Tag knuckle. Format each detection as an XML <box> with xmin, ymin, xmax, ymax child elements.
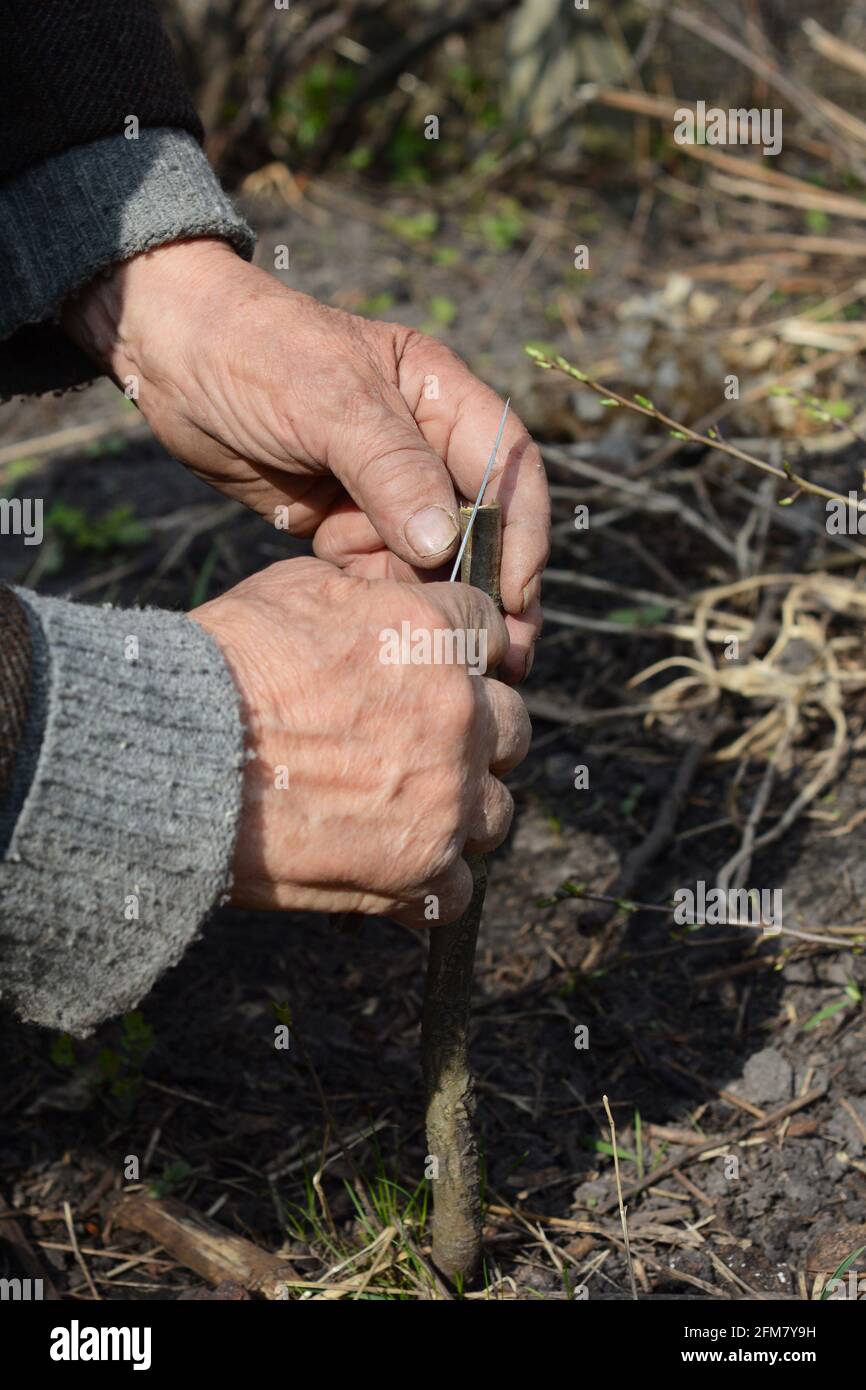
<box><xmin>407</xmin><ymin>590</ymin><xmax>444</xmax><ymax>628</ymax></box>
<box><xmin>436</xmin><ymin>875</ymin><xmax>474</xmax><ymax>924</ymax></box>
<box><xmin>417</xmin><ymin>772</ymin><xmax>467</xmax><ymax>879</ymax></box>
<box><xmin>401</xmin><ymin>328</ymin><xmax>462</xmax><ymax>368</ymax></box>
<box><xmin>441</xmin><ymin>672</ymin><xmax>477</xmax><ymax>737</ymax></box>
<box><xmin>415</xmin><ymin>832</ymin><xmax>459</xmax><ymax>885</ymax></box>
<box><xmin>349</xmin><ymin>421</ymin><xmax>406</xmax><ymax>486</ymax></box>
<box><xmin>505</xmin><ymin>688</ymin><xmax>532</xmax><ymax>745</ymax></box>
<box><xmin>490</xmin><ymin>785</ymin><xmax>515</xmax><ymax>844</ymax></box>
<box><xmin>471</xmin><ymin>782</ymin><xmax>513</xmax><ymax>850</ymax></box>
<box><xmin>487</xmin><ymin>686</ymin><xmax>530</xmax><ymax>762</ymax></box>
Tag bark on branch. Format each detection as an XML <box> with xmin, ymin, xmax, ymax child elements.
<box><xmin>421</xmin><ymin>503</ymin><xmax>501</xmax><ymax>1284</ymax></box>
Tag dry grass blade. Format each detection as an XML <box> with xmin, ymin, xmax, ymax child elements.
<box><xmin>802</xmin><ymin>18</ymin><xmax>866</xmax><ymax>80</ymax></box>
<box><xmin>602</xmin><ymin>1095</ymin><xmax>638</xmax><ymax>1301</ymax></box>
<box><xmin>644</xmin><ymin>1</ymin><xmax>866</xmax><ymax>161</ymax></box>
<box><xmin>63</xmin><ymin>1200</ymin><xmax>100</xmax><ymax>1301</ymax></box>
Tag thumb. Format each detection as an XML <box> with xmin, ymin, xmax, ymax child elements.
<box><xmin>328</xmin><ymin>395</ymin><xmax>460</xmax><ymax>567</ymax></box>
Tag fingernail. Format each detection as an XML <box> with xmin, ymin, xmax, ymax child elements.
<box><xmin>522</xmin><ymin>572</ymin><xmax>542</xmax><ymax>613</ymax></box>
<box><xmin>523</xmin><ymin>645</ymin><xmax>535</xmax><ymax>679</ymax></box>
<box><xmin>405</xmin><ymin>505</ymin><xmax>458</xmax><ymax>558</ymax></box>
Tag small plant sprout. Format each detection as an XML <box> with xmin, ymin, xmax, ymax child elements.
<box><xmin>525</xmin><ymin>346</ymin><xmax>866</xmax><ymax>516</ymax></box>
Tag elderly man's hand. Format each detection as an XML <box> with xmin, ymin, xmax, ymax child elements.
<box><xmin>191</xmin><ymin>557</ymin><xmax>531</xmax><ymax>920</ymax></box>
<box><xmin>62</xmin><ymin>237</ymin><xmax>548</xmax><ymax>683</ymax></box>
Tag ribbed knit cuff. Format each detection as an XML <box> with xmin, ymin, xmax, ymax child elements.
<box><xmin>0</xmin><ymin>127</ymin><xmax>256</xmax><ymax>398</ymax></box>
<box><xmin>0</xmin><ymin>589</ymin><xmax>245</xmax><ymax>1036</ymax></box>
<box><xmin>0</xmin><ymin>127</ymin><xmax>255</xmax><ymax>339</ymax></box>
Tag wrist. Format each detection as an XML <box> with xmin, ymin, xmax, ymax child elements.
<box><xmin>60</xmin><ymin>236</ymin><xmax>241</xmax><ymax>386</ymax></box>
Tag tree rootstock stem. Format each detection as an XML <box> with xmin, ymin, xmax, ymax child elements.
<box><xmin>421</xmin><ymin>504</ymin><xmax>502</xmax><ymax>1286</ymax></box>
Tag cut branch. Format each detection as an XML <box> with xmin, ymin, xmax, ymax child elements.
<box><xmin>526</xmin><ymin>347</ymin><xmax>866</xmax><ymax>516</ymax></box>
<box><xmin>111</xmin><ymin>1192</ymin><xmax>297</xmax><ymax>1300</ymax></box>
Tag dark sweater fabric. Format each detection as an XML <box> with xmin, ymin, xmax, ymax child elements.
<box><xmin>0</xmin><ymin>1</ymin><xmax>237</xmax><ymax>398</ymax></box>
<box><xmin>0</xmin><ymin>588</ymin><xmax>36</xmax><ymax>857</ymax></box>
<box><xmin>0</xmin><ymin>1</ymin><xmax>203</xmax><ymax>182</ymax></box>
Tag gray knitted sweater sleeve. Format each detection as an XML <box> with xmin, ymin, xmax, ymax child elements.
<box><xmin>0</xmin><ymin>127</ymin><xmax>255</xmax><ymax>399</ymax></box>
<box><xmin>0</xmin><ymin>126</ymin><xmax>255</xmax><ymax>1029</ymax></box>
<box><xmin>0</xmin><ymin>588</ymin><xmax>245</xmax><ymax>1037</ymax></box>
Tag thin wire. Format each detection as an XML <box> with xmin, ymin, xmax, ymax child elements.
<box><xmin>449</xmin><ymin>398</ymin><xmax>510</xmax><ymax>582</ymax></box>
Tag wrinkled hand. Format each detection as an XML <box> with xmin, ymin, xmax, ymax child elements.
<box><xmin>63</xmin><ymin>237</ymin><xmax>548</xmax><ymax>682</ymax></box>
<box><xmin>191</xmin><ymin>558</ymin><xmax>531</xmax><ymax>921</ymax></box>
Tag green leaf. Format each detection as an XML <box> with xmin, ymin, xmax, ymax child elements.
<box><xmin>555</xmin><ymin>355</ymin><xmax>588</xmax><ymax>381</ymax></box>
<box><xmin>524</xmin><ymin>341</ymin><xmax>557</xmax><ymax>361</ymax></box>
<box><xmin>633</xmin><ymin>394</ymin><xmax>654</xmax><ymax>410</ymax></box>
<box><xmin>50</xmin><ymin>1033</ymin><xmax>76</xmax><ymax>1069</ymax></box>
<box><xmin>358</xmin><ymin>292</ymin><xmax>394</xmax><ymax>317</ymax></box>
<box><xmin>1</xmin><ymin>457</ymin><xmax>42</xmax><ymax>496</ymax></box>
<box><xmin>606</xmin><ymin>604</ymin><xmax>670</xmax><ymax>627</ymax></box>
<box><xmin>149</xmin><ymin>1160</ymin><xmax>193</xmax><ymax>1199</ymax></box>
<box><xmin>821</xmin><ymin>1244</ymin><xmax>866</xmax><ymax>1299</ymax></box>
<box><xmin>44</xmin><ymin>502</ymin><xmax>149</xmax><ymax>553</ymax></box>
<box><xmin>561</xmin><ymin>880</ymin><xmax>586</xmax><ymax>897</ymax></box>
<box><xmin>621</xmin><ymin>783</ymin><xmax>644</xmax><ymax>815</ymax></box>
<box><xmin>347</xmin><ymin>146</ymin><xmax>372</xmax><ymax>171</ymax></box>
<box><xmin>189</xmin><ymin>543</ymin><xmax>219</xmax><ymax>609</ymax></box>
<box><xmin>805</xmin><ymin>209</ymin><xmax>831</xmax><ymax>235</ymax></box>
<box><xmin>585</xmin><ymin>1138</ymin><xmax>637</xmax><ymax>1163</ymax></box>
<box><xmin>85</xmin><ymin>432</ymin><xmax>127</xmax><ymax>458</ymax></box>
<box><xmin>821</xmin><ymin>398</ymin><xmax>853</xmax><ymax>420</ymax></box>
<box><xmin>97</xmin><ymin>1048</ymin><xmax>122</xmax><ymax>1080</ymax></box>
<box><xmin>121</xmin><ymin>1010</ymin><xmax>154</xmax><ymax>1064</ymax></box>
<box><xmin>428</xmin><ymin>295</ymin><xmax>457</xmax><ymax>327</ymax></box>
<box><xmin>802</xmin><ymin>997</ymin><xmax>850</xmax><ymax>1032</ymax></box>
<box><xmin>476</xmin><ymin>200</ymin><xmax>525</xmax><ymax>251</ymax></box>
<box><xmin>386</xmin><ymin>210</ymin><xmax>438</xmax><ymax>243</ymax></box>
